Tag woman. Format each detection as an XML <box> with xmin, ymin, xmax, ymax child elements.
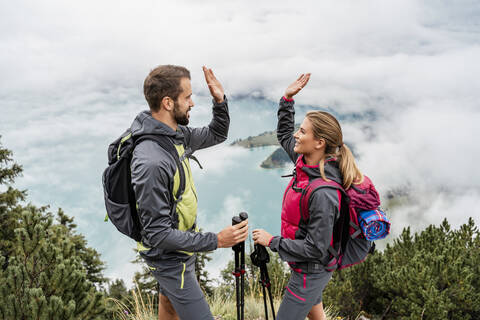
<box><xmin>252</xmin><ymin>73</ymin><xmax>364</xmax><ymax>320</ymax></box>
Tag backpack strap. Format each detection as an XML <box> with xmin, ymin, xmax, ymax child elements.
<box><xmin>350</xmin><ymin>221</ymin><xmax>362</xmax><ymax>239</ymax></box>
<box><xmin>299</xmin><ymin>178</ymin><xmax>351</xmax><ymax>270</ymax></box>
<box><xmin>180</xmin><ymin>146</ymin><xmax>203</xmax><ymax>169</ymax></box>
<box><xmin>299</xmin><ymin>178</ymin><xmax>344</xmax><ymax>221</ymax></box>
<box><xmin>134</xmin><ymin>134</ymin><xmax>187</xmax><ymax>229</ymax></box>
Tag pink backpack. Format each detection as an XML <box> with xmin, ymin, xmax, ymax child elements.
<box><xmin>300</xmin><ymin>175</ymin><xmax>388</xmax><ymax>271</ymax></box>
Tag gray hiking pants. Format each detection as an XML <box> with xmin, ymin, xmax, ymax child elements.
<box><xmin>276</xmin><ymin>268</ymin><xmax>333</xmax><ymax>320</ymax></box>
<box><xmin>149</xmin><ymin>255</ymin><xmax>213</xmax><ymax>320</ymax></box>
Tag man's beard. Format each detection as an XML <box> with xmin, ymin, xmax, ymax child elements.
<box><xmin>173</xmin><ymin>101</ymin><xmax>189</xmax><ymax>126</ymax></box>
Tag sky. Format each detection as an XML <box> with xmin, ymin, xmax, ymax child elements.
<box><xmin>1</xmin><ymin>0</ymin><xmax>480</xmax><ymax>286</ymax></box>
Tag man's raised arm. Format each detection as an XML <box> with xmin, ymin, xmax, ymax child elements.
<box><xmin>181</xmin><ymin>67</ymin><xmax>230</xmax><ymax>152</ymax></box>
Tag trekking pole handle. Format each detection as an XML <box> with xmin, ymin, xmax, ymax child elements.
<box><xmin>232</xmin><ymin>212</ymin><xmax>247</xmax><ymax>225</ymax></box>
<box><xmin>232</xmin><ymin>216</ymin><xmax>242</xmax><ymax>225</ymax></box>
<box><xmin>239</xmin><ymin>212</ymin><xmax>248</xmax><ymax>221</ymax></box>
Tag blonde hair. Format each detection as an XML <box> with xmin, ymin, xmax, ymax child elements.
<box><xmin>305</xmin><ymin>111</ymin><xmax>363</xmax><ymax>189</ymax></box>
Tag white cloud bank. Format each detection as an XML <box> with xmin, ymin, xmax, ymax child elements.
<box><xmin>1</xmin><ymin>0</ymin><xmax>480</xmax><ymax>285</ymax></box>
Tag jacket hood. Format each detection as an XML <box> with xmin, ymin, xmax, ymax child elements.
<box><xmin>299</xmin><ymin>156</ymin><xmax>343</xmax><ymax>186</ymax></box>
<box><xmin>130</xmin><ymin>110</ymin><xmax>185</xmax><ymax>142</ymax></box>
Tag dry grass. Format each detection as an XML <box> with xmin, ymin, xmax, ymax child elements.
<box><xmin>208</xmin><ymin>290</ymin><xmax>339</xmax><ymax>320</ymax></box>
<box><xmin>108</xmin><ymin>282</ymin><xmax>156</xmax><ymax>320</ymax></box>
<box><xmin>208</xmin><ymin>294</ymin><xmax>281</xmax><ymax>320</ymax></box>
<box><xmin>110</xmin><ymin>283</ymin><xmax>341</xmax><ymax>320</ymax></box>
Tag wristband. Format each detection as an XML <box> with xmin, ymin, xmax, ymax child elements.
<box><xmin>282</xmin><ymin>96</ymin><xmax>294</xmax><ymax>102</ymax></box>
<box><xmin>268</xmin><ymin>236</ymin><xmax>274</xmax><ymax>247</ymax></box>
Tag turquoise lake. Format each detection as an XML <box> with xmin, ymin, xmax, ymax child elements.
<box><xmin>1</xmin><ymin>94</ymin><xmax>387</xmax><ymax>285</ymax></box>
<box><xmin>1</xmin><ymin>95</ymin><xmax>304</xmax><ymax>285</ymax></box>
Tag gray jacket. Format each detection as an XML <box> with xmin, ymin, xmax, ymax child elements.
<box><xmin>269</xmin><ymin>97</ymin><xmax>342</xmax><ymax>270</ymax></box>
<box><xmin>130</xmin><ymin>98</ymin><xmax>229</xmax><ymax>264</ymax></box>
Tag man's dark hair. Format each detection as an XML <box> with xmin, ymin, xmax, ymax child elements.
<box><xmin>143</xmin><ymin>65</ymin><xmax>191</xmax><ymax>112</ymax></box>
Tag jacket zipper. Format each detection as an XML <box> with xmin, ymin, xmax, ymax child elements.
<box><xmin>282</xmin><ymin>184</ymin><xmax>293</xmax><ymax>208</ymax></box>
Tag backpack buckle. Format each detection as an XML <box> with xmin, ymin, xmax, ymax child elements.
<box><xmin>292</xmin><ymin>186</ymin><xmax>303</xmax><ymax>192</ymax></box>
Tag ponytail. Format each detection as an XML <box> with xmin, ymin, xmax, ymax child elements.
<box><xmin>305</xmin><ymin>111</ymin><xmax>363</xmax><ymax>190</ymax></box>
<box><xmin>337</xmin><ymin>143</ymin><xmax>363</xmax><ymax>189</ymax></box>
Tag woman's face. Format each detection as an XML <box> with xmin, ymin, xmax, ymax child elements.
<box><xmin>293</xmin><ymin>117</ymin><xmax>322</xmax><ymax>155</ymax></box>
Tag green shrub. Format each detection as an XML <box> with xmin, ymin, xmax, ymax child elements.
<box><xmin>0</xmin><ymin>137</ymin><xmax>109</xmax><ymax>319</ymax></box>
<box><xmin>324</xmin><ymin>218</ymin><xmax>480</xmax><ymax>319</ymax></box>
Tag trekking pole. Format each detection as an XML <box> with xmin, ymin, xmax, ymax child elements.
<box><xmin>260</xmin><ymin>267</ymin><xmax>269</xmax><ymax>320</ymax></box>
<box><xmin>239</xmin><ymin>212</ymin><xmax>248</xmax><ymax>320</ymax></box>
<box><xmin>263</xmin><ymin>264</ymin><xmax>276</xmax><ymax>320</ymax></box>
<box><xmin>251</xmin><ymin>244</ymin><xmax>276</xmax><ymax>320</ymax></box>
<box><xmin>232</xmin><ymin>215</ymin><xmax>242</xmax><ymax>320</ymax></box>
<box><xmin>157</xmin><ymin>282</ymin><xmax>160</xmax><ymax>317</ymax></box>
<box><xmin>232</xmin><ymin>212</ymin><xmax>248</xmax><ymax>320</ymax></box>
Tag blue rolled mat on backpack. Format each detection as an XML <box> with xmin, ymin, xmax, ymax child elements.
<box><xmin>359</xmin><ymin>209</ymin><xmax>391</xmax><ymax>241</ymax></box>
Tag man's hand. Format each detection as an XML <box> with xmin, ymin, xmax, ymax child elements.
<box><xmin>252</xmin><ymin>229</ymin><xmax>273</xmax><ymax>247</ymax></box>
<box><xmin>284</xmin><ymin>73</ymin><xmax>311</xmax><ymax>100</ymax></box>
<box><xmin>203</xmin><ymin>66</ymin><xmax>225</xmax><ymax>103</ymax></box>
<box><xmin>217</xmin><ymin>219</ymin><xmax>248</xmax><ymax>248</ymax></box>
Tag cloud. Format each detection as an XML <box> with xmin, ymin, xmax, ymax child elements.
<box><xmin>2</xmin><ymin>0</ymin><xmax>477</xmax><ymax>101</ymax></box>
<box><xmin>386</xmin><ymin>189</ymin><xmax>480</xmax><ymax>240</ymax></box>
<box><xmin>354</xmin><ymin>103</ymin><xmax>480</xmax><ymax>191</ymax></box>
<box><xmin>197</xmin><ymin>192</ymin><xmax>252</xmax><ymax>280</ymax></box>
<box><xmin>1</xmin><ymin>0</ymin><xmax>480</xmax><ymax>285</ymax></box>
<box><xmin>191</xmin><ymin>145</ymin><xmax>250</xmax><ymax>177</ymax></box>
<box><xmin>101</xmin><ymin>236</ymin><xmax>144</xmax><ymax>288</ymax></box>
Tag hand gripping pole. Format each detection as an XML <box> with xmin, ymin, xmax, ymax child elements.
<box><xmin>250</xmin><ymin>244</ymin><xmax>276</xmax><ymax>320</ymax></box>
<box><xmin>232</xmin><ymin>212</ymin><xmax>248</xmax><ymax>320</ymax></box>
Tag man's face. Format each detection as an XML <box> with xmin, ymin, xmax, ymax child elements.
<box><xmin>173</xmin><ymin>77</ymin><xmax>194</xmax><ymax>126</ymax></box>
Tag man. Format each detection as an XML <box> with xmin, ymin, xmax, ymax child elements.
<box><xmin>130</xmin><ymin>65</ymin><xmax>248</xmax><ymax>319</ymax></box>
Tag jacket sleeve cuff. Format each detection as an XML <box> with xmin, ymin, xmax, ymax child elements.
<box><xmin>212</xmin><ymin>95</ymin><xmax>228</xmax><ymax>107</ymax></box>
<box><xmin>194</xmin><ymin>231</ymin><xmax>218</xmax><ymax>252</ymax></box>
<box><xmin>211</xmin><ymin>233</ymin><xmax>219</xmax><ymax>250</ymax></box>
<box><xmin>268</xmin><ymin>236</ymin><xmax>281</xmax><ymax>252</ymax></box>
<box><xmin>268</xmin><ymin>236</ymin><xmax>274</xmax><ymax>247</ymax></box>
<box><xmin>279</xmin><ymin>97</ymin><xmax>295</xmax><ymax>108</ymax></box>
<box><xmin>282</xmin><ymin>96</ymin><xmax>294</xmax><ymax>102</ymax></box>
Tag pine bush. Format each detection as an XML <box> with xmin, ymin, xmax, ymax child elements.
<box><xmin>0</xmin><ymin>207</ymin><xmax>106</xmax><ymax>319</ymax></box>
<box><xmin>0</xmin><ymin>137</ymin><xmax>109</xmax><ymax>319</ymax></box>
<box><xmin>323</xmin><ymin>219</ymin><xmax>480</xmax><ymax>319</ymax></box>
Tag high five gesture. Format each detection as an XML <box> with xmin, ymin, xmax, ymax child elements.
<box><xmin>284</xmin><ymin>73</ymin><xmax>311</xmax><ymax>100</ymax></box>
<box><xmin>203</xmin><ymin>66</ymin><xmax>225</xmax><ymax>103</ymax></box>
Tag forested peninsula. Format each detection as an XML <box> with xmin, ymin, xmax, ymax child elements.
<box><xmin>230</xmin><ymin>125</ymin><xmax>300</xmax><ymax>168</ymax></box>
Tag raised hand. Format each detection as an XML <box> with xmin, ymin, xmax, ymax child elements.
<box><xmin>284</xmin><ymin>73</ymin><xmax>311</xmax><ymax>100</ymax></box>
<box><xmin>203</xmin><ymin>66</ymin><xmax>225</xmax><ymax>103</ymax></box>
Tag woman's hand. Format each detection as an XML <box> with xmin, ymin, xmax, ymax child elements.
<box><xmin>252</xmin><ymin>229</ymin><xmax>273</xmax><ymax>247</ymax></box>
<box><xmin>284</xmin><ymin>73</ymin><xmax>311</xmax><ymax>100</ymax></box>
